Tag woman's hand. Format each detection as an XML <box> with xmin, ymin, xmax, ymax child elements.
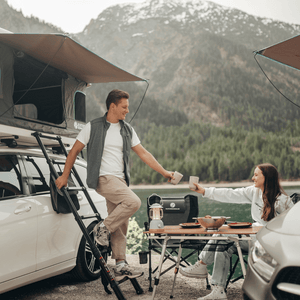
<box><xmin>191</xmin><ymin>182</ymin><xmax>205</xmax><ymax>195</ymax></box>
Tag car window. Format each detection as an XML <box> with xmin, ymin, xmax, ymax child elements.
<box><xmin>24</xmin><ymin>155</ymin><xmax>88</xmax><ymax>194</ymax></box>
<box><xmin>72</xmin><ymin>163</ymin><xmax>88</xmax><ymax>188</ymax></box>
<box><xmin>24</xmin><ymin>156</ymin><xmax>50</xmax><ymax>194</ymax></box>
<box><xmin>13</xmin><ymin>54</ymin><xmax>65</xmax><ymax>125</ymax></box>
<box><xmin>48</xmin><ymin>158</ymin><xmax>87</xmax><ymax>188</ymax></box>
<box><xmin>0</xmin><ymin>155</ymin><xmax>23</xmax><ymax>198</ymax></box>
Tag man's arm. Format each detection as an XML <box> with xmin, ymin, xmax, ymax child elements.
<box><xmin>132</xmin><ymin>144</ymin><xmax>174</xmax><ymax>180</ymax></box>
<box><xmin>55</xmin><ymin>140</ymin><xmax>85</xmax><ymax>189</ymax></box>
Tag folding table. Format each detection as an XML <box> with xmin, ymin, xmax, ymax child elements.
<box><xmin>145</xmin><ymin>225</ymin><xmax>262</xmax><ymax>299</ymax></box>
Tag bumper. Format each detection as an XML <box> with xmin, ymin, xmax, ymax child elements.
<box><xmin>242</xmin><ymin>258</ymin><xmax>276</xmax><ymax>300</ymax></box>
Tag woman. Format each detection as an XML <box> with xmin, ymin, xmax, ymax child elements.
<box><xmin>179</xmin><ymin>163</ymin><xmax>293</xmax><ymax>300</ymax></box>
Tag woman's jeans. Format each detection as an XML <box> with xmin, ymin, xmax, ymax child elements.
<box><xmin>199</xmin><ymin>234</ymin><xmax>250</xmax><ymax>288</ymax></box>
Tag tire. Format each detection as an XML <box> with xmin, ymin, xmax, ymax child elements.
<box><xmin>71</xmin><ymin>221</ymin><xmax>109</xmax><ymax>281</ymax></box>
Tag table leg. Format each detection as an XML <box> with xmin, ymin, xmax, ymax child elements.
<box><xmin>235</xmin><ymin>241</ymin><xmax>247</xmax><ymax>277</ymax></box>
<box><xmin>151</xmin><ymin>236</ymin><xmax>170</xmax><ymax>300</ymax></box>
<box><xmin>170</xmin><ymin>240</ymin><xmax>183</xmax><ymax>298</ymax></box>
<box><xmin>227</xmin><ymin>237</ymin><xmax>247</xmax><ymax>277</ymax></box>
<box><xmin>246</xmin><ymin>234</ymin><xmax>251</xmax><ymax>254</ymax></box>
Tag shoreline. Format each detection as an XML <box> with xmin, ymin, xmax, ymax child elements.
<box><xmin>130</xmin><ymin>180</ymin><xmax>300</xmax><ymax>189</ymax></box>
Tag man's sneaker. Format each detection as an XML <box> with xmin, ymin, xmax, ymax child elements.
<box><xmin>179</xmin><ymin>261</ymin><xmax>208</xmax><ymax>278</ymax></box>
<box><xmin>197</xmin><ymin>285</ymin><xmax>227</xmax><ymax>300</ymax></box>
<box><xmin>93</xmin><ymin>221</ymin><xmax>110</xmax><ymax>247</ymax></box>
<box><xmin>114</xmin><ymin>262</ymin><xmax>144</xmax><ymax>281</ymax></box>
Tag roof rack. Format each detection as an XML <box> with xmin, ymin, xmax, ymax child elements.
<box><xmin>0</xmin><ymin>137</ymin><xmax>18</xmax><ymax>148</ymax></box>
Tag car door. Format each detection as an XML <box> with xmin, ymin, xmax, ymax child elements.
<box><xmin>0</xmin><ymin>154</ymin><xmax>38</xmax><ymax>282</ymax></box>
<box><xmin>23</xmin><ymin>155</ymin><xmax>82</xmax><ymax>270</ymax></box>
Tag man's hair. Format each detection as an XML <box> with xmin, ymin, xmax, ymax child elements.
<box><xmin>106</xmin><ymin>89</ymin><xmax>129</xmax><ymax>110</ymax></box>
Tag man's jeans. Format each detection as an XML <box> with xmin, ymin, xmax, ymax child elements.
<box><xmin>96</xmin><ymin>175</ymin><xmax>141</xmax><ymax>260</ymax></box>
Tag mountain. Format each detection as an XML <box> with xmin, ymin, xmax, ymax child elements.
<box><xmin>1</xmin><ymin>0</ymin><xmax>300</xmax><ymax>132</ymax></box>
<box><xmin>76</xmin><ymin>0</ymin><xmax>300</xmax><ymax>131</ymax></box>
<box><xmin>0</xmin><ymin>0</ymin><xmax>63</xmax><ymax>33</ymax></box>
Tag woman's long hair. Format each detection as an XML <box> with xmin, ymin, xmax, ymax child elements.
<box><xmin>257</xmin><ymin>163</ymin><xmax>286</xmax><ymax>221</ymax></box>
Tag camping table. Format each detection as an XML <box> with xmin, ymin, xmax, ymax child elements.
<box><xmin>145</xmin><ymin>225</ymin><xmax>262</xmax><ymax>300</ymax></box>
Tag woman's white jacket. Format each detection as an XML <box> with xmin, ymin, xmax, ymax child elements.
<box><xmin>204</xmin><ymin>185</ymin><xmax>294</xmax><ymax>226</ymax></box>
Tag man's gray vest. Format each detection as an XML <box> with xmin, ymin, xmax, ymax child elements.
<box><xmin>86</xmin><ymin>114</ymin><xmax>133</xmax><ymax>189</ymax></box>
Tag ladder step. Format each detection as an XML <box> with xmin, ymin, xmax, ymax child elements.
<box><xmin>52</xmin><ymin>161</ymin><xmax>66</xmax><ymax>165</ymax></box>
<box><xmin>36</xmin><ymin>132</ymin><xmax>61</xmax><ymax>141</ymax></box>
<box><xmin>66</xmin><ymin>187</ymin><xmax>84</xmax><ymax>192</ymax></box>
<box><xmin>81</xmin><ymin>214</ymin><xmax>100</xmax><ymax>220</ymax></box>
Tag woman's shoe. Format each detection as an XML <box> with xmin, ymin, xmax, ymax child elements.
<box><xmin>179</xmin><ymin>261</ymin><xmax>208</xmax><ymax>278</ymax></box>
<box><xmin>197</xmin><ymin>285</ymin><xmax>227</xmax><ymax>300</ymax></box>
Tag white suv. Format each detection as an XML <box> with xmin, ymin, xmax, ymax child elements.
<box><xmin>242</xmin><ymin>200</ymin><xmax>300</xmax><ymax>300</ymax></box>
<box><xmin>0</xmin><ymin>143</ymin><xmax>108</xmax><ymax>295</ymax></box>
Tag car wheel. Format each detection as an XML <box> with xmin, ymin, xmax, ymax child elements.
<box><xmin>72</xmin><ymin>221</ymin><xmax>108</xmax><ymax>281</ymax></box>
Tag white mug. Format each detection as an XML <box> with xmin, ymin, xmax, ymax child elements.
<box><xmin>171</xmin><ymin>171</ymin><xmax>183</xmax><ymax>185</ymax></box>
<box><xmin>189</xmin><ymin>176</ymin><xmax>199</xmax><ymax>190</ymax></box>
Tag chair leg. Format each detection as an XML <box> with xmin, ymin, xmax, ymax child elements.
<box><xmin>151</xmin><ymin>248</ymin><xmax>178</xmax><ymax>274</ymax></box>
<box><xmin>225</xmin><ymin>256</ymin><xmax>239</xmax><ymax>290</ymax></box>
<box><xmin>225</xmin><ymin>255</ymin><xmax>248</xmax><ymax>291</ymax></box>
<box><xmin>206</xmin><ymin>277</ymin><xmax>211</xmax><ymax>290</ymax></box>
<box><xmin>179</xmin><ymin>249</ymin><xmax>198</xmax><ymax>265</ymax></box>
<box><xmin>151</xmin><ymin>248</ymin><xmax>196</xmax><ymax>277</ymax></box>
<box><xmin>148</xmin><ymin>248</ymin><xmax>153</xmax><ymax>292</ymax></box>
<box><xmin>231</xmin><ymin>274</ymin><xmax>244</xmax><ymax>284</ymax></box>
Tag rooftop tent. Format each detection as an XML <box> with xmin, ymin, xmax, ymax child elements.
<box><xmin>254</xmin><ymin>35</ymin><xmax>300</xmax><ymax>71</ymax></box>
<box><xmin>0</xmin><ymin>33</ymin><xmax>146</xmax><ymax>138</ymax></box>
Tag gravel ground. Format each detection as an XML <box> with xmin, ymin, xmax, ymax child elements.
<box><xmin>2</xmin><ymin>255</ymin><xmax>244</xmax><ymax>300</ymax></box>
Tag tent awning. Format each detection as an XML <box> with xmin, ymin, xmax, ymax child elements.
<box><xmin>254</xmin><ymin>35</ymin><xmax>300</xmax><ymax>71</ymax></box>
<box><xmin>0</xmin><ymin>33</ymin><xmax>145</xmax><ymax>83</ymax></box>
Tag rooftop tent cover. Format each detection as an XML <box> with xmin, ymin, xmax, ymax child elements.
<box><xmin>255</xmin><ymin>35</ymin><xmax>300</xmax><ymax>71</ymax></box>
<box><xmin>0</xmin><ymin>33</ymin><xmax>146</xmax><ymax>139</ymax></box>
<box><xmin>0</xmin><ymin>33</ymin><xmax>144</xmax><ymax>83</ymax></box>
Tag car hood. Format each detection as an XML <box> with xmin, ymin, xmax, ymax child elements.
<box><xmin>265</xmin><ymin>201</ymin><xmax>300</xmax><ymax>235</ymax></box>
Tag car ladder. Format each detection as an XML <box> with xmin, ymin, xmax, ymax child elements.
<box><xmin>32</xmin><ymin>131</ymin><xmax>143</xmax><ymax>300</ymax></box>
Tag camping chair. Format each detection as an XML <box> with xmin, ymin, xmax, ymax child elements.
<box><xmin>145</xmin><ymin>193</ymin><xmax>210</xmax><ymax>292</ymax></box>
<box><xmin>290</xmin><ymin>193</ymin><xmax>300</xmax><ymax>204</ymax></box>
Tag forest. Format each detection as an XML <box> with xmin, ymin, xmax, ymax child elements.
<box><xmin>82</xmin><ymin>39</ymin><xmax>300</xmax><ymax>186</ymax></box>
<box><xmin>85</xmin><ymin>81</ymin><xmax>300</xmax><ymax>185</ymax></box>
<box><xmin>3</xmin><ymin>0</ymin><xmax>300</xmax><ymax>185</ymax></box>
<box><xmin>129</xmin><ymin>119</ymin><xmax>300</xmax><ymax>185</ymax></box>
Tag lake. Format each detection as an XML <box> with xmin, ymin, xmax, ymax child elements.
<box><xmin>132</xmin><ymin>185</ymin><xmax>300</xmax><ymax>228</ymax></box>
<box><xmin>131</xmin><ymin>186</ymin><xmax>300</xmax><ymax>277</ymax></box>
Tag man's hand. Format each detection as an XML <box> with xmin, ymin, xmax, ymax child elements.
<box><xmin>164</xmin><ymin>171</ymin><xmax>175</xmax><ymax>182</ymax></box>
<box><xmin>55</xmin><ymin>175</ymin><xmax>69</xmax><ymax>190</ymax></box>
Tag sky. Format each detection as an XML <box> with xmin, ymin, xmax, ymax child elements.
<box><xmin>6</xmin><ymin>0</ymin><xmax>300</xmax><ymax>33</ymax></box>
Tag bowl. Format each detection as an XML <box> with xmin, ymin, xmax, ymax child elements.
<box><xmin>196</xmin><ymin>215</ymin><xmax>228</xmax><ymax>230</ymax></box>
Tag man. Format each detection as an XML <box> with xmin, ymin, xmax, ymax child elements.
<box><xmin>56</xmin><ymin>89</ymin><xmax>174</xmax><ymax>280</ymax></box>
